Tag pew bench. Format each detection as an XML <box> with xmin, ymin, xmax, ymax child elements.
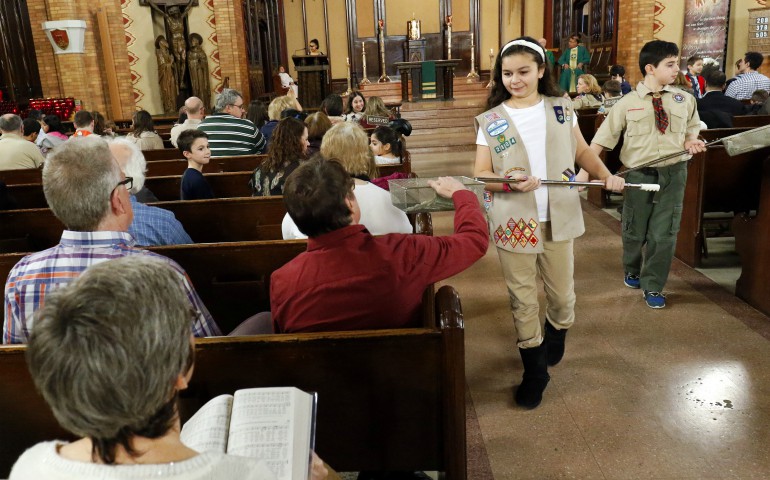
<box><xmin>675</xmin><ymin>142</ymin><xmax>769</xmax><ymax>268</ymax></box>
<box><xmin>0</xmin><ymin>285</ymin><xmax>467</xmax><ymax>478</ymax></box>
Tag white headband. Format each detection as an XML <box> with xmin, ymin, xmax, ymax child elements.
<box><xmin>500</xmin><ymin>39</ymin><xmax>546</xmax><ymax>62</ymax></box>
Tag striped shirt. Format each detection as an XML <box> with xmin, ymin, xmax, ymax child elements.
<box><xmin>725</xmin><ymin>71</ymin><xmax>770</xmax><ymax>100</ymax></box>
<box><xmin>3</xmin><ymin>231</ymin><xmax>221</xmax><ymax>344</ymax></box>
<box><xmin>198</xmin><ymin>113</ymin><xmax>267</xmax><ymax>157</ymax></box>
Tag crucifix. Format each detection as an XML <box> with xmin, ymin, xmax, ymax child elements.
<box><xmin>143</xmin><ymin>0</ymin><xmax>196</xmax><ymax>89</ymax></box>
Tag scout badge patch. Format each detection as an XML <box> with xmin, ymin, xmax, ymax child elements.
<box><xmin>553</xmin><ymin>106</ymin><xmax>565</xmax><ymax>124</ymax></box>
<box><xmin>487</xmin><ymin>119</ymin><xmax>509</xmax><ymax>136</ymax></box>
<box><xmin>484</xmin><ymin>112</ymin><xmax>501</xmax><ymax>122</ymax></box>
<box><xmin>564</xmin><ymin>106</ymin><xmax>572</xmax><ymax>122</ymax></box>
<box><xmin>673</xmin><ymin>93</ymin><xmax>684</xmax><ymax>103</ymax></box>
<box><xmin>562</xmin><ymin>168</ymin><xmax>576</xmax><ymax>188</ymax></box>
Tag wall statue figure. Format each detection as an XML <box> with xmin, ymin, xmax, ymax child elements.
<box><xmin>155</xmin><ymin>35</ymin><xmax>178</xmax><ymax>114</ymax></box>
<box><xmin>148</xmin><ymin>0</ymin><xmax>194</xmax><ymax>89</ymax></box>
<box><xmin>187</xmin><ymin>33</ymin><xmax>210</xmax><ymax>103</ymax></box>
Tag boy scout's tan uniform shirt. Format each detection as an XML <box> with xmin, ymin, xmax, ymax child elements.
<box><xmin>592</xmin><ymin>83</ymin><xmax>701</xmax><ymax>168</ymax></box>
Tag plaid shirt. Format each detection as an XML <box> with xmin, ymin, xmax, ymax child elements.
<box><xmin>3</xmin><ymin>231</ymin><xmax>221</xmax><ymax>344</ymax></box>
<box><xmin>725</xmin><ymin>71</ymin><xmax>770</xmax><ymax>100</ymax></box>
<box><xmin>129</xmin><ymin>196</ymin><xmax>193</xmax><ymax>246</ymax></box>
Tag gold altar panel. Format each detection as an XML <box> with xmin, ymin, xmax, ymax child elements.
<box><xmin>306</xmin><ymin>0</ymin><xmax>327</xmax><ymax>53</ymax></box>
<box><xmin>357</xmin><ymin>0</ymin><xmax>375</xmax><ymax>37</ymax></box>
<box><xmin>385</xmin><ymin>0</ymin><xmax>440</xmax><ymax>35</ymax></box>
<box><xmin>450</xmin><ymin>0</ymin><xmax>470</xmax><ymax>31</ymax></box>
<box><xmin>329</xmin><ymin>0</ymin><xmax>349</xmax><ymax>79</ymax></box>
<box><xmin>479</xmin><ymin>0</ymin><xmax>498</xmax><ymax>69</ymax></box>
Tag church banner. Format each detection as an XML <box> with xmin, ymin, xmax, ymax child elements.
<box><xmin>680</xmin><ymin>0</ymin><xmax>731</xmax><ymax>70</ymax></box>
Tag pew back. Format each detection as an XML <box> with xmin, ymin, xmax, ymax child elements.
<box><xmin>0</xmin><ymin>285</ymin><xmax>466</xmax><ymax>478</ymax></box>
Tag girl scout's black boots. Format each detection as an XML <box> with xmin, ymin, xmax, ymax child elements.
<box><xmin>515</xmin><ymin>343</ymin><xmax>550</xmax><ymax>409</ymax></box>
<box><xmin>544</xmin><ymin>319</ymin><xmax>567</xmax><ymax>366</ymax></box>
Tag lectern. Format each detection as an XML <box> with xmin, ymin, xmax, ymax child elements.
<box><xmin>292</xmin><ymin>55</ymin><xmax>329</xmax><ymax>109</ymax></box>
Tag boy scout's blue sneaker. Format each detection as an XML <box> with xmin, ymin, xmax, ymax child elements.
<box><xmin>643</xmin><ymin>290</ymin><xmax>666</xmax><ymax>309</ymax></box>
<box><xmin>623</xmin><ymin>273</ymin><xmax>640</xmax><ymax>289</ymax></box>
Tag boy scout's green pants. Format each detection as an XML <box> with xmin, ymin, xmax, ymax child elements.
<box><xmin>621</xmin><ymin>161</ymin><xmax>687</xmax><ymax>293</ymax></box>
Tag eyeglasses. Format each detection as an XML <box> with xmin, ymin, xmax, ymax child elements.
<box><xmin>112</xmin><ymin>176</ymin><xmax>133</xmax><ymax>195</ymax></box>
<box><xmin>229</xmin><ymin>103</ymin><xmax>244</xmax><ymax>110</ymax></box>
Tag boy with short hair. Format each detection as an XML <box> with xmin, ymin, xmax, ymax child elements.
<box><xmin>600</xmin><ymin>79</ymin><xmax>623</xmax><ymax>113</ymax></box>
<box><xmin>589</xmin><ymin>40</ymin><xmax>706</xmax><ymax>308</ymax></box>
<box><xmin>177</xmin><ymin>129</ymin><xmax>214</xmax><ymax>200</ymax></box>
<box><xmin>609</xmin><ymin>64</ymin><xmax>632</xmax><ymax>95</ymax></box>
<box><xmin>685</xmin><ymin>55</ymin><xmax>705</xmax><ymax>98</ymax></box>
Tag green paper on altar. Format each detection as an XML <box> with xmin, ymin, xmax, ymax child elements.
<box><xmin>421</xmin><ymin>61</ymin><xmax>436</xmax><ymax>99</ymax></box>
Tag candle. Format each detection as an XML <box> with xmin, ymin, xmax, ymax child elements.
<box><xmin>346</xmin><ymin>57</ymin><xmax>349</xmax><ymax>65</ymax></box>
<box><xmin>490</xmin><ymin>48</ymin><xmax>493</xmax><ymax>55</ymax></box>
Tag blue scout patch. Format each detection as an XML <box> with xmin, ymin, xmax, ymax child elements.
<box><xmin>484</xmin><ymin>112</ymin><xmax>501</xmax><ymax>122</ymax></box>
<box><xmin>673</xmin><ymin>93</ymin><xmax>684</xmax><ymax>103</ymax></box>
<box><xmin>553</xmin><ymin>106</ymin><xmax>565</xmax><ymax>124</ymax></box>
<box><xmin>487</xmin><ymin>119</ymin><xmax>509</xmax><ymax>136</ymax></box>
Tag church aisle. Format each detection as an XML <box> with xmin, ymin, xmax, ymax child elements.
<box><xmin>436</xmin><ymin>200</ymin><xmax>770</xmax><ymax>479</ymax></box>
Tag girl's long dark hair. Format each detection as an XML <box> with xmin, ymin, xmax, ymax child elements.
<box><xmin>486</xmin><ymin>36</ymin><xmax>561</xmax><ymax>110</ymax></box>
<box><xmin>263</xmin><ymin>117</ymin><xmax>308</xmax><ymax>172</ymax></box>
<box><xmin>372</xmin><ymin>125</ymin><xmax>410</xmax><ymax>164</ymax></box>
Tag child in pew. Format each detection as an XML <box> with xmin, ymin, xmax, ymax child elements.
<box><xmin>369</xmin><ymin>124</ymin><xmax>410</xmax><ymax>166</ymax></box>
<box><xmin>272</xmin><ymin>158</ymin><xmax>488</xmax><ymax>333</ymax></box>
<box><xmin>474</xmin><ymin>36</ymin><xmax>625</xmax><ymax>409</ymax></box>
<box><xmin>587</xmin><ymin>40</ymin><xmax>706</xmax><ymax>309</ymax></box>
<box><xmin>10</xmin><ymin>256</ymin><xmax>329</xmax><ymax>480</ymax></box>
<box><xmin>281</xmin><ymin>122</ymin><xmax>412</xmax><ymax>239</ymax></box>
<box><xmin>599</xmin><ymin>79</ymin><xmax>623</xmax><ymax>113</ymax></box>
<box><xmin>178</xmin><ymin>129</ymin><xmax>215</xmax><ymax>200</ymax></box>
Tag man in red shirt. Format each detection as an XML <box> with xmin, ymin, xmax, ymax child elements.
<box><xmin>271</xmin><ymin>158</ymin><xmax>488</xmax><ymax>333</ymax></box>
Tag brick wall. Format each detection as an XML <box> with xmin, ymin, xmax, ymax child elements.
<box><xmin>25</xmin><ymin>0</ymin><xmax>135</xmax><ymax>120</ymax></box>
<box><xmin>211</xmin><ymin>0</ymin><xmax>250</xmax><ymax>101</ymax></box>
<box><xmin>617</xmin><ymin>0</ymin><xmax>655</xmax><ymax>86</ymax></box>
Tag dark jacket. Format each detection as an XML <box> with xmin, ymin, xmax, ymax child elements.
<box><xmin>697</xmin><ymin>91</ymin><xmax>747</xmax><ymax>117</ymax></box>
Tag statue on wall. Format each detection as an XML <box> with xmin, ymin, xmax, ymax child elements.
<box><xmin>147</xmin><ymin>0</ymin><xmax>194</xmax><ymax>89</ymax></box>
<box><xmin>187</xmin><ymin>33</ymin><xmax>210</xmax><ymax>102</ymax></box>
<box><xmin>155</xmin><ymin>35</ymin><xmax>178</xmax><ymax>114</ymax></box>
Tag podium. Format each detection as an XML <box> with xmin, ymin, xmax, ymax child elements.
<box><xmin>292</xmin><ymin>55</ymin><xmax>329</xmax><ymax>109</ymax></box>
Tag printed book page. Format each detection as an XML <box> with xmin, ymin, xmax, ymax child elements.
<box><xmin>179</xmin><ymin>394</ymin><xmax>234</xmax><ymax>453</ymax></box>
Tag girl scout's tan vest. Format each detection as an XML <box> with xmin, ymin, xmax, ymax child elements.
<box><xmin>474</xmin><ymin>96</ymin><xmax>584</xmax><ymax>254</ymax></box>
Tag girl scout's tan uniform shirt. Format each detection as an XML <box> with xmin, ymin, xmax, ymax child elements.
<box><xmin>592</xmin><ymin>83</ymin><xmax>702</xmax><ymax>168</ymax></box>
<box><xmin>474</xmin><ymin>96</ymin><xmax>584</xmax><ymax>254</ymax></box>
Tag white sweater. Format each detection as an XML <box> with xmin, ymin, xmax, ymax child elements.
<box><xmin>282</xmin><ymin>181</ymin><xmax>413</xmax><ymax>239</ymax></box>
<box><xmin>10</xmin><ymin>441</ymin><xmax>276</xmax><ymax>480</ymax></box>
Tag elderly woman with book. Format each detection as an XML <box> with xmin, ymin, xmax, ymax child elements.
<box><xmin>9</xmin><ymin>256</ymin><xmax>328</xmax><ymax>480</ymax></box>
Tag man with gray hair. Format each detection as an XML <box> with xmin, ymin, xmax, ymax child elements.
<box><xmin>109</xmin><ymin>138</ymin><xmax>192</xmax><ymax>246</ymax></box>
<box><xmin>0</xmin><ymin>114</ymin><xmax>45</xmax><ymax>170</ymax></box>
<box><xmin>170</xmin><ymin>96</ymin><xmax>206</xmax><ymax>147</ymax></box>
<box><xmin>198</xmin><ymin>88</ymin><xmax>266</xmax><ymax>156</ymax></box>
<box><xmin>3</xmin><ymin>136</ymin><xmax>221</xmax><ymax>344</ymax></box>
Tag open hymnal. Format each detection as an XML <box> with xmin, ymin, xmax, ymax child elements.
<box><xmin>180</xmin><ymin>387</ymin><xmax>317</xmax><ymax>480</ymax></box>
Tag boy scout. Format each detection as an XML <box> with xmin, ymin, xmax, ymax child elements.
<box><xmin>588</xmin><ymin>40</ymin><xmax>706</xmax><ymax>308</ymax></box>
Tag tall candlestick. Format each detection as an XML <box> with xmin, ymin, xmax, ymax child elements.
<box><xmin>378</xmin><ymin>20</ymin><xmax>391</xmax><ymax>83</ymax></box>
<box><xmin>447</xmin><ymin>24</ymin><xmax>452</xmax><ymax>59</ymax></box>
<box><xmin>344</xmin><ymin>55</ymin><xmax>353</xmax><ymax>95</ymax></box>
<box><xmin>360</xmin><ymin>41</ymin><xmax>371</xmax><ymax>85</ymax></box>
<box><xmin>486</xmin><ymin>50</ymin><xmax>495</xmax><ymax>89</ymax></box>
<box><xmin>467</xmin><ymin>32</ymin><xmax>479</xmax><ymax>82</ymax></box>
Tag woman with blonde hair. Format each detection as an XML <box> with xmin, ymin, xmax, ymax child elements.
<box><xmin>282</xmin><ymin>122</ymin><xmax>412</xmax><ymax>239</ymax></box>
<box><xmin>304</xmin><ymin>111</ymin><xmax>332</xmax><ymax>156</ymax></box>
<box><xmin>261</xmin><ymin>95</ymin><xmax>301</xmax><ymax>144</ymax></box>
<box><xmin>358</xmin><ymin>96</ymin><xmax>394</xmax><ymax>129</ymax></box>
<box><xmin>572</xmin><ymin>74</ymin><xmax>604</xmax><ymax>109</ymax></box>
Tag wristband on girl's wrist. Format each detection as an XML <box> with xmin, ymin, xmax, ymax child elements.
<box><xmin>502</xmin><ymin>176</ymin><xmax>513</xmax><ymax>192</ymax></box>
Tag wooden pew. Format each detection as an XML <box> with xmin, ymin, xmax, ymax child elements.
<box><xmin>0</xmin><ymin>239</ymin><xmax>308</xmax><ymax>334</ymax></box>
<box><xmin>145</xmin><ymin>155</ymin><xmax>266</xmax><ymax>177</ymax></box>
<box><xmin>675</xmin><ymin>141</ymin><xmax>768</xmax><ymax>268</ymax></box>
<box><xmin>0</xmin><ymin>197</ymin><xmax>288</xmax><ymax>252</ymax></box>
<box><xmin>4</xmin><ymin>172</ymin><xmax>256</xmax><ymax>209</ymax></box>
<box><xmin>143</xmin><ymin>148</ymin><xmax>184</xmax><ymax>161</ymax></box>
<box><xmin>732</xmin><ymin>115</ymin><xmax>770</xmax><ymax>128</ymax></box>
<box><xmin>0</xmin><ymin>285</ymin><xmax>467</xmax><ymax>478</ymax></box>
<box><xmin>0</xmin><ymin>168</ymin><xmax>42</xmax><ymax>186</ymax></box>
<box><xmin>733</xmin><ymin>157</ymin><xmax>770</xmax><ymax>317</ymax></box>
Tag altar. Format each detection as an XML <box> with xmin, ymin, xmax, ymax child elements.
<box><xmin>393</xmin><ymin>59</ymin><xmax>461</xmax><ymax>102</ymax></box>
